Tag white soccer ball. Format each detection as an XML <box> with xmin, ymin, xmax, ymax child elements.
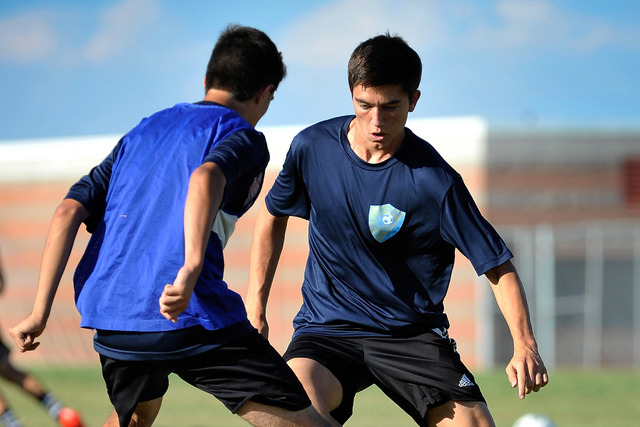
<box><xmin>512</xmin><ymin>413</ymin><xmax>556</xmax><ymax>427</ymax></box>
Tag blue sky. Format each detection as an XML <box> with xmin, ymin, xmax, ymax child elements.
<box><xmin>0</xmin><ymin>0</ymin><xmax>638</xmax><ymax>141</ymax></box>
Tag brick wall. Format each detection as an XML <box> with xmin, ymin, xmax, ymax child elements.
<box><xmin>0</xmin><ymin>169</ymin><xmax>485</xmax><ymax>368</ymax></box>
<box><xmin>0</xmin><ymin>180</ymin><xmax>95</xmax><ymax>364</ymax></box>
<box><xmin>0</xmin><ymin>118</ymin><xmax>492</xmax><ymax>368</ymax></box>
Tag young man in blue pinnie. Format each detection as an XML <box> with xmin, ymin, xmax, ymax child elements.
<box><xmin>247</xmin><ymin>33</ymin><xmax>549</xmax><ymax>426</ymax></box>
<box><xmin>10</xmin><ymin>25</ymin><xmax>330</xmax><ymax>427</ymax></box>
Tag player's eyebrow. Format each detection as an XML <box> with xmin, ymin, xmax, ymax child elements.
<box><xmin>354</xmin><ymin>97</ymin><xmax>402</xmax><ymax>107</ymax></box>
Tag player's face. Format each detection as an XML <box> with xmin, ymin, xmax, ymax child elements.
<box><xmin>350</xmin><ymin>84</ymin><xmax>420</xmax><ymax>157</ymax></box>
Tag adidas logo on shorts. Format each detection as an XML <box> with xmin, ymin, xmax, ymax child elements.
<box><xmin>458</xmin><ymin>374</ymin><xmax>475</xmax><ymax>387</ymax></box>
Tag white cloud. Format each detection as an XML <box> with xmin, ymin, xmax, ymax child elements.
<box><xmin>467</xmin><ymin>0</ymin><xmax>640</xmax><ymax>53</ymax></box>
<box><xmin>566</xmin><ymin>23</ymin><xmax>615</xmax><ymax>52</ymax></box>
<box><xmin>280</xmin><ymin>0</ymin><xmax>640</xmax><ymax>61</ymax></box>
<box><xmin>495</xmin><ymin>0</ymin><xmax>555</xmax><ymax>45</ymax></box>
<box><xmin>278</xmin><ymin>0</ymin><xmax>443</xmax><ymax>68</ymax></box>
<box><xmin>0</xmin><ymin>11</ymin><xmax>56</xmax><ymax>61</ymax></box>
<box><xmin>83</xmin><ymin>0</ymin><xmax>159</xmax><ymax>62</ymax></box>
<box><xmin>498</xmin><ymin>0</ymin><xmax>553</xmax><ymax>24</ymax></box>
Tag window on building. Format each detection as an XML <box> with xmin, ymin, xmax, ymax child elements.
<box><xmin>623</xmin><ymin>158</ymin><xmax>640</xmax><ymax>209</ymax></box>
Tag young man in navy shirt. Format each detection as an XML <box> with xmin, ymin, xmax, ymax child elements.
<box><xmin>247</xmin><ymin>33</ymin><xmax>549</xmax><ymax>426</ymax></box>
<box><xmin>10</xmin><ymin>25</ymin><xmax>329</xmax><ymax>427</ymax></box>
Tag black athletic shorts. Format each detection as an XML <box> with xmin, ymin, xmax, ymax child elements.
<box><xmin>100</xmin><ymin>329</ymin><xmax>311</xmax><ymax>427</ymax></box>
<box><xmin>0</xmin><ymin>337</ymin><xmax>10</xmax><ymax>361</ymax></box>
<box><xmin>283</xmin><ymin>328</ymin><xmax>486</xmax><ymax>426</ymax></box>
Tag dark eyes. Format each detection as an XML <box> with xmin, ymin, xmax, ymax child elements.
<box><xmin>359</xmin><ymin>104</ymin><xmax>397</xmax><ymax>111</ymax></box>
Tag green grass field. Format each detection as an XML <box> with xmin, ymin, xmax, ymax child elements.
<box><xmin>1</xmin><ymin>365</ymin><xmax>638</xmax><ymax>426</ymax></box>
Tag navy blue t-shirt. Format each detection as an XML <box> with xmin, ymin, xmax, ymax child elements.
<box><xmin>266</xmin><ymin>115</ymin><xmax>512</xmax><ymax>336</ymax></box>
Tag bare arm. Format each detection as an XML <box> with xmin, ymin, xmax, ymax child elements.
<box><xmin>159</xmin><ymin>161</ymin><xmax>226</xmax><ymax>322</ymax></box>
<box><xmin>10</xmin><ymin>198</ymin><xmax>89</xmax><ymax>352</ymax></box>
<box><xmin>486</xmin><ymin>260</ymin><xmax>549</xmax><ymax>399</ymax></box>
<box><xmin>246</xmin><ymin>202</ymin><xmax>289</xmax><ymax>338</ymax></box>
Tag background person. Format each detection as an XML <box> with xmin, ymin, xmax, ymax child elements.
<box><xmin>0</xmin><ymin>250</ymin><xmax>83</xmax><ymax>427</ymax></box>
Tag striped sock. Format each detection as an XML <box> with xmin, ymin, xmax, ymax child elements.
<box><xmin>40</xmin><ymin>393</ymin><xmax>63</xmax><ymax>419</ymax></box>
<box><xmin>0</xmin><ymin>409</ymin><xmax>23</xmax><ymax>427</ymax></box>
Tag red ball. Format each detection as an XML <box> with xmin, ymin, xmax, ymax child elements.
<box><xmin>58</xmin><ymin>407</ymin><xmax>84</xmax><ymax>427</ymax></box>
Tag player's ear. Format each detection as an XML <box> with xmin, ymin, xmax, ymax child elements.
<box><xmin>409</xmin><ymin>90</ymin><xmax>421</xmax><ymax>112</ymax></box>
<box><xmin>256</xmin><ymin>85</ymin><xmax>275</xmax><ymax>104</ymax></box>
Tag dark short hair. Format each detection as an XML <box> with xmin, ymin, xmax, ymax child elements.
<box><xmin>348</xmin><ymin>33</ymin><xmax>422</xmax><ymax>99</ymax></box>
<box><xmin>205</xmin><ymin>25</ymin><xmax>286</xmax><ymax>101</ymax></box>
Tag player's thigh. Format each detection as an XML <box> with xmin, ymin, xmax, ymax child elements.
<box><xmin>0</xmin><ymin>340</ymin><xmax>20</xmax><ymax>379</ymax></box>
<box><xmin>364</xmin><ymin>329</ymin><xmax>487</xmax><ymax>424</ymax></box>
<box><xmin>0</xmin><ymin>357</ymin><xmax>27</xmax><ymax>382</ymax></box>
<box><xmin>99</xmin><ymin>355</ymin><xmax>170</xmax><ymax>426</ymax></box>
<box><xmin>426</xmin><ymin>400</ymin><xmax>494</xmax><ymax>427</ymax></box>
<box><xmin>175</xmin><ymin>331</ymin><xmax>311</xmax><ymax>414</ymax></box>
<box><xmin>287</xmin><ymin>357</ymin><xmax>343</xmax><ymax>414</ymax></box>
<box><xmin>283</xmin><ymin>334</ymin><xmax>373</xmax><ymax>424</ymax></box>
<box><xmin>237</xmin><ymin>400</ymin><xmax>329</xmax><ymax>427</ymax></box>
<box><xmin>103</xmin><ymin>398</ymin><xmax>163</xmax><ymax>427</ymax></box>
<box><xmin>130</xmin><ymin>397</ymin><xmax>163</xmax><ymax>427</ymax></box>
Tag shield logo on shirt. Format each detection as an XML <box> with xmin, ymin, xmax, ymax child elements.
<box><xmin>368</xmin><ymin>204</ymin><xmax>405</xmax><ymax>243</ymax></box>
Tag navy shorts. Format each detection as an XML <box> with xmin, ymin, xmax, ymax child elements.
<box><xmin>100</xmin><ymin>329</ymin><xmax>311</xmax><ymax>426</ymax></box>
<box><xmin>283</xmin><ymin>328</ymin><xmax>486</xmax><ymax>426</ymax></box>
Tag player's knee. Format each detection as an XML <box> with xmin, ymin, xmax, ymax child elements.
<box><xmin>426</xmin><ymin>400</ymin><xmax>494</xmax><ymax>427</ymax></box>
<box><xmin>129</xmin><ymin>398</ymin><xmax>162</xmax><ymax>427</ymax></box>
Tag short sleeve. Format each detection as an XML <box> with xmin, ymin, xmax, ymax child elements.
<box><xmin>264</xmin><ymin>138</ymin><xmax>311</xmax><ymax>219</ymax></box>
<box><xmin>440</xmin><ymin>176</ymin><xmax>513</xmax><ymax>275</ymax></box>
<box><xmin>203</xmin><ymin>128</ymin><xmax>270</xmax><ymax>215</ymax></box>
<box><xmin>66</xmin><ymin>138</ymin><xmax>123</xmax><ymax>232</ymax></box>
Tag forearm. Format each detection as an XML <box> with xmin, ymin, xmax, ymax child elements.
<box><xmin>487</xmin><ymin>261</ymin><xmax>538</xmax><ymax>350</ymax></box>
<box><xmin>182</xmin><ymin>162</ymin><xmax>226</xmax><ymax>275</ymax></box>
<box><xmin>246</xmin><ymin>203</ymin><xmax>288</xmax><ymax>321</ymax></box>
<box><xmin>159</xmin><ymin>162</ymin><xmax>226</xmax><ymax>323</ymax></box>
<box><xmin>487</xmin><ymin>260</ymin><xmax>549</xmax><ymax>397</ymax></box>
<box><xmin>32</xmin><ymin>198</ymin><xmax>89</xmax><ymax>322</ymax></box>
